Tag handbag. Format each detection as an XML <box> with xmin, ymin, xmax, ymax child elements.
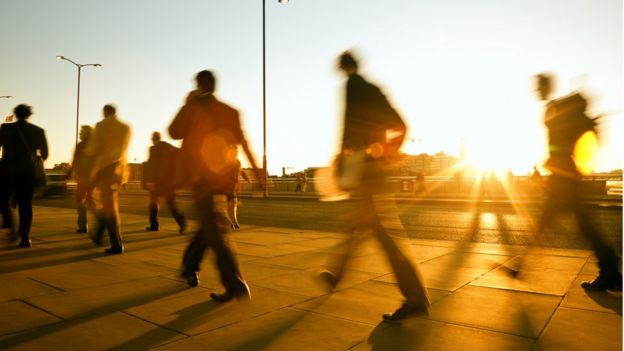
<box><xmin>336</xmin><ymin>149</ymin><xmax>366</xmax><ymax>191</ymax></box>
<box><xmin>15</xmin><ymin>124</ymin><xmax>47</xmax><ymax>187</ymax></box>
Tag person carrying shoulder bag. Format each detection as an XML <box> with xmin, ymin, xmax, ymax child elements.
<box><xmin>0</xmin><ymin>104</ymin><xmax>48</xmax><ymax>248</ymax></box>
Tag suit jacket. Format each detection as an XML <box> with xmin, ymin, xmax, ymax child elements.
<box><xmin>0</xmin><ymin>120</ymin><xmax>48</xmax><ymax>179</ymax></box>
<box><xmin>169</xmin><ymin>93</ymin><xmax>243</xmax><ymax>193</ymax></box>
<box><xmin>85</xmin><ymin>116</ymin><xmax>131</xmax><ymax>184</ymax></box>
<box><xmin>144</xmin><ymin>140</ymin><xmax>178</xmax><ymax>192</ymax></box>
<box><xmin>71</xmin><ymin>140</ymin><xmax>93</xmax><ymax>182</ymax></box>
<box><xmin>341</xmin><ymin>74</ymin><xmax>405</xmax><ymax>153</ymax></box>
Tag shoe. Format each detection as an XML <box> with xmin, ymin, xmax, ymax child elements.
<box><xmin>18</xmin><ymin>240</ymin><xmax>32</xmax><ymax>248</ymax></box>
<box><xmin>210</xmin><ymin>281</ymin><xmax>251</xmax><ymax>302</ymax></box>
<box><xmin>145</xmin><ymin>226</ymin><xmax>159</xmax><ymax>232</ymax></box>
<box><xmin>104</xmin><ymin>247</ymin><xmax>124</xmax><ymax>254</ymax></box>
<box><xmin>76</xmin><ymin>228</ymin><xmax>88</xmax><ymax>233</ymax></box>
<box><xmin>581</xmin><ymin>276</ymin><xmax>623</xmax><ymax>292</ymax></box>
<box><xmin>382</xmin><ymin>302</ymin><xmax>429</xmax><ymax>323</ymax></box>
<box><xmin>183</xmin><ymin>272</ymin><xmax>199</xmax><ymax>288</ymax></box>
<box><xmin>318</xmin><ymin>270</ymin><xmax>338</xmax><ymax>292</ymax></box>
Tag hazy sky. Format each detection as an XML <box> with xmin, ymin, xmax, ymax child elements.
<box><xmin>1</xmin><ymin>0</ymin><xmax>621</xmax><ymax>175</ymax></box>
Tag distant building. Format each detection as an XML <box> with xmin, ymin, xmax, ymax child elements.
<box><xmin>127</xmin><ymin>163</ymin><xmax>144</xmax><ymax>182</ymax></box>
<box><xmin>394</xmin><ymin>152</ymin><xmax>458</xmax><ymax>176</ymax></box>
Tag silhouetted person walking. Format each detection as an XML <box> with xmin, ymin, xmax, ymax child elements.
<box><xmin>86</xmin><ymin>104</ymin><xmax>131</xmax><ymax>254</ymax></box>
<box><xmin>534</xmin><ymin>73</ymin><xmax>621</xmax><ymax>291</ymax></box>
<box><xmin>225</xmin><ymin>158</ymin><xmax>247</xmax><ymax>230</ymax></box>
<box><xmin>170</xmin><ymin>70</ymin><xmax>264</xmax><ymax>301</ymax></box>
<box><xmin>68</xmin><ymin>125</ymin><xmax>94</xmax><ymax>233</ymax></box>
<box><xmin>320</xmin><ymin>52</ymin><xmax>430</xmax><ymax>322</ymax></box>
<box><xmin>143</xmin><ymin>132</ymin><xmax>186</xmax><ymax>232</ymax></box>
<box><xmin>0</xmin><ymin>104</ymin><xmax>48</xmax><ymax>247</ymax></box>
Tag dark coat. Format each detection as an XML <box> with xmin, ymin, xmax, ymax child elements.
<box><xmin>0</xmin><ymin>120</ymin><xmax>48</xmax><ymax>180</ymax></box>
<box><xmin>144</xmin><ymin>140</ymin><xmax>178</xmax><ymax>192</ymax></box>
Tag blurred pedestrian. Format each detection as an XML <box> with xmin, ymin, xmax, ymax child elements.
<box><xmin>0</xmin><ymin>104</ymin><xmax>48</xmax><ymax>247</ymax></box>
<box><xmin>225</xmin><ymin>158</ymin><xmax>248</xmax><ymax>230</ymax></box>
<box><xmin>533</xmin><ymin>73</ymin><xmax>621</xmax><ymax>291</ymax></box>
<box><xmin>68</xmin><ymin>125</ymin><xmax>94</xmax><ymax>233</ymax></box>
<box><xmin>170</xmin><ymin>70</ymin><xmax>264</xmax><ymax>301</ymax></box>
<box><xmin>86</xmin><ymin>104</ymin><xmax>131</xmax><ymax>254</ymax></box>
<box><xmin>320</xmin><ymin>52</ymin><xmax>430</xmax><ymax>322</ymax></box>
<box><xmin>143</xmin><ymin>131</ymin><xmax>186</xmax><ymax>233</ymax></box>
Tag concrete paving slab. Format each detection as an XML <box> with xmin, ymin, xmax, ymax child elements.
<box><xmin>249</xmin><ymin>249</ymin><xmax>338</xmax><ymax>270</ymax></box>
<box><xmin>471</xmin><ymin>265</ymin><xmax>580</xmax><ymax>296</ymax></box>
<box><xmin>427</xmin><ymin>285</ymin><xmax>561</xmax><ymax>338</ymax></box>
<box><xmin>410</xmin><ymin>244</ymin><xmax>456</xmax><ymax>262</ymax></box>
<box><xmin>0</xmin><ymin>274</ymin><xmax>62</xmax><ymax>302</ymax></box>
<box><xmin>234</xmin><ymin>242</ymin><xmax>303</xmax><ymax>258</ymax></box>
<box><xmin>293</xmin><ymin>280</ymin><xmax>449</xmax><ymax>325</ymax></box>
<box><xmin>534</xmin><ymin>307</ymin><xmax>622</xmax><ymax>351</ymax></box>
<box><xmin>561</xmin><ymin>275</ymin><xmax>622</xmax><ymax>314</ymax></box>
<box><xmin>232</xmin><ymin>231</ymin><xmax>311</xmax><ymax>246</ymax></box>
<box><xmin>348</xmin><ymin>254</ymin><xmax>393</xmax><ymax>274</ymax></box>
<box><xmin>252</xmin><ymin>267</ymin><xmax>382</xmax><ymax>298</ymax></box>
<box><xmin>0</xmin><ymin>312</ymin><xmax>184</xmax><ymax>351</ymax></box>
<box><xmin>124</xmin><ymin>285</ymin><xmax>310</xmax><ymax>336</ymax></box>
<box><xmin>470</xmin><ymin>254</ymin><xmax>587</xmax><ymax>296</ymax></box>
<box><xmin>422</xmin><ymin>251</ymin><xmax>511</xmax><ymax>269</ymax></box>
<box><xmin>0</xmin><ymin>300</ymin><xmax>61</xmax><ymax>336</ymax></box>
<box><xmin>375</xmin><ymin>264</ymin><xmax>489</xmax><ymax>292</ymax></box>
<box><xmin>351</xmin><ymin>316</ymin><xmax>535</xmax><ymax>351</ymax></box>
<box><xmin>24</xmin><ymin>260</ymin><xmax>168</xmax><ymax>291</ymax></box>
<box><xmin>0</xmin><ymin>243</ymin><xmax>105</xmax><ymax>275</ymax></box>
<box><xmin>24</xmin><ymin>276</ymin><xmax>188</xmax><ymax>320</ymax></box>
<box><xmin>154</xmin><ymin>307</ymin><xmax>373</xmax><ymax>351</ymax></box>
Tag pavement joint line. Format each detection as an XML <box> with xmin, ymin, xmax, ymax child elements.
<box><xmin>462</xmin><ymin>284</ymin><xmax>570</xmax><ymax>299</ymax></box>
<box><xmin>422</xmin><ymin>314</ymin><xmax>540</xmax><ymax>341</ymax></box>
<box><xmin>119</xmin><ymin>310</ymin><xmax>193</xmax><ymax>338</ymax></box>
<box><xmin>561</xmin><ymin>303</ymin><xmax>623</xmax><ymax>315</ymax></box>
<box><xmin>26</xmin><ymin>277</ymin><xmax>66</xmax><ymax>293</ymax></box>
<box><xmin>288</xmin><ymin>305</ymin><xmax>386</xmax><ymax>327</ymax></box>
<box><xmin>18</xmin><ymin>298</ymin><xmax>67</xmax><ymax>322</ymax></box>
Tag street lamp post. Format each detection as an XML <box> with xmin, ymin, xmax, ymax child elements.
<box><xmin>56</xmin><ymin>56</ymin><xmax>101</xmax><ymax>147</ymax></box>
<box><xmin>262</xmin><ymin>0</ymin><xmax>289</xmax><ymax>197</ymax></box>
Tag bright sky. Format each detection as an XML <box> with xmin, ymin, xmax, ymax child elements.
<box><xmin>1</xmin><ymin>0</ymin><xmax>621</xmax><ymax>175</ymax></box>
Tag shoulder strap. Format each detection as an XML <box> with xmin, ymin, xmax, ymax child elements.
<box><xmin>14</xmin><ymin>124</ymin><xmax>36</xmax><ymax>162</ymax></box>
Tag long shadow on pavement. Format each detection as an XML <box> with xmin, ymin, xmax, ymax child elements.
<box><xmin>0</xmin><ymin>282</ymin><xmax>189</xmax><ymax>349</ymax></box>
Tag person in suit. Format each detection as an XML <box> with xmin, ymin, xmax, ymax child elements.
<box><xmin>0</xmin><ymin>104</ymin><xmax>48</xmax><ymax>247</ymax></box>
<box><xmin>533</xmin><ymin>73</ymin><xmax>621</xmax><ymax>291</ymax></box>
<box><xmin>85</xmin><ymin>104</ymin><xmax>131</xmax><ymax>254</ymax></box>
<box><xmin>169</xmin><ymin>70</ymin><xmax>264</xmax><ymax>301</ymax></box>
<box><xmin>143</xmin><ymin>131</ymin><xmax>186</xmax><ymax>232</ymax></box>
<box><xmin>68</xmin><ymin>125</ymin><xmax>94</xmax><ymax>233</ymax></box>
<box><xmin>319</xmin><ymin>52</ymin><xmax>430</xmax><ymax>322</ymax></box>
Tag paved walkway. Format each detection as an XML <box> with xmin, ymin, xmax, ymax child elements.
<box><xmin>0</xmin><ymin>206</ymin><xmax>621</xmax><ymax>350</ymax></box>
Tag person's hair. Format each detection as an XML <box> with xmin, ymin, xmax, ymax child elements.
<box><xmin>103</xmin><ymin>104</ymin><xmax>116</xmax><ymax>116</ymax></box>
<box><xmin>196</xmin><ymin>70</ymin><xmax>216</xmax><ymax>93</ymax></box>
<box><xmin>152</xmin><ymin>131</ymin><xmax>161</xmax><ymax>141</ymax></box>
<box><xmin>535</xmin><ymin>73</ymin><xmax>553</xmax><ymax>87</ymax></box>
<box><xmin>13</xmin><ymin>104</ymin><xmax>32</xmax><ymax>120</ymax></box>
<box><xmin>80</xmin><ymin>125</ymin><xmax>93</xmax><ymax>138</ymax></box>
<box><xmin>339</xmin><ymin>51</ymin><xmax>358</xmax><ymax>71</ymax></box>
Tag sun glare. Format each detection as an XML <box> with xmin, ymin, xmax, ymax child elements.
<box><xmin>573</xmin><ymin>130</ymin><xmax>600</xmax><ymax>175</ymax></box>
